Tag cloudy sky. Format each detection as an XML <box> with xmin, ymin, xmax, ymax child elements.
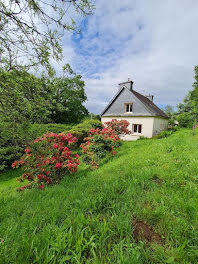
<box><xmin>60</xmin><ymin>0</ymin><xmax>198</xmax><ymax>114</ymax></box>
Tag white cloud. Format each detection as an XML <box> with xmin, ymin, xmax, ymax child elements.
<box><xmin>61</xmin><ymin>0</ymin><xmax>198</xmax><ymax>113</ymax></box>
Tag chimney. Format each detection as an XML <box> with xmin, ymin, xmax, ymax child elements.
<box><xmin>145</xmin><ymin>94</ymin><xmax>154</xmax><ymax>102</ymax></box>
<box><xmin>118</xmin><ymin>78</ymin><xmax>133</xmax><ymax>91</ymax></box>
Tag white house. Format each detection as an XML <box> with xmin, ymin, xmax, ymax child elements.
<box><xmin>101</xmin><ymin>80</ymin><xmax>169</xmax><ymax>140</ymax></box>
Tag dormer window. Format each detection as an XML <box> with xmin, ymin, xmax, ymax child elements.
<box><xmin>125</xmin><ymin>103</ymin><xmax>133</xmax><ymax>113</ymax></box>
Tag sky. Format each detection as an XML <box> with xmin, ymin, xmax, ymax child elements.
<box><xmin>59</xmin><ymin>0</ymin><xmax>198</xmax><ymax>114</ymax></box>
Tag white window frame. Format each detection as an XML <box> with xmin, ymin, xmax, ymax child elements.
<box><xmin>125</xmin><ymin>103</ymin><xmax>133</xmax><ymax>113</ymax></box>
<box><xmin>132</xmin><ymin>124</ymin><xmax>142</xmax><ymax>134</ymax></box>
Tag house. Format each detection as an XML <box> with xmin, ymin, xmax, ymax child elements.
<box><xmin>101</xmin><ymin>80</ymin><xmax>169</xmax><ymax>140</ymax></box>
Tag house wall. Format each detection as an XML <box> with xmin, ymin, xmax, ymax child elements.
<box><xmin>153</xmin><ymin>117</ymin><xmax>169</xmax><ymax>136</ymax></box>
<box><xmin>101</xmin><ymin>116</ymin><xmax>155</xmax><ymax>139</ymax></box>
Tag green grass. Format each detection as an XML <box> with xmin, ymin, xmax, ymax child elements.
<box><xmin>0</xmin><ymin>129</ymin><xmax>198</xmax><ymax>263</ymax></box>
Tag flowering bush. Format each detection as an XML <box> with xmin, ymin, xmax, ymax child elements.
<box><xmin>104</xmin><ymin>119</ymin><xmax>131</xmax><ymax>135</ymax></box>
<box><xmin>80</xmin><ymin>119</ymin><xmax>131</xmax><ymax>169</ymax></box>
<box><xmin>80</xmin><ymin>127</ymin><xmax>121</xmax><ymax>169</ymax></box>
<box><xmin>12</xmin><ymin>132</ymin><xmax>80</xmax><ymax>191</ymax></box>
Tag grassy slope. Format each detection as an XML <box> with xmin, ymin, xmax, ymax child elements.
<box><xmin>0</xmin><ymin>129</ymin><xmax>198</xmax><ymax>264</ymax></box>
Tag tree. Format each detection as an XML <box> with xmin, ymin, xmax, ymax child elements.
<box><xmin>0</xmin><ymin>66</ymin><xmax>89</xmax><ymax>125</ymax></box>
<box><xmin>163</xmin><ymin>105</ymin><xmax>175</xmax><ymax>118</ymax></box>
<box><xmin>163</xmin><ymin>105</ymin><xmax>176</xmax><ymax>126</ymax></box>
<box><xmin>0</xmin><ymin>69</ymin><xmax>50</xmax><ymax>124</ymax></box>
<box><xmin>49</xmin><ymin>72</ymin><xmax>89</xmax><ymax>124</ymax></box>
<box><xmin>0</xmin><ymin>0</ymin><xmax>94</xmax><ymax>70</ymax></box>
<box><xmin>176</xmin><ymin>66</ymin><xmax>198</xmax><ymax>127</ymax></box>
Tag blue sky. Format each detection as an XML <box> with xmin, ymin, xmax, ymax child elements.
<box><xmin>59</xmin><ymin>0</ymin><xmax>198</xmax><ymax>114</ymax></box>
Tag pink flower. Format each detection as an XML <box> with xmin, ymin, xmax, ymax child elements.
<box><xmin>11</xmin><ymin>161</ymin><xmax>17</xmax><ymax>168</ymax></box>
<box><xmin>63</xmin><ymin>147</ymin><xmax>69</xmax><ymax>152</ymax></box>
<box><xmin>75</xmin><ymin>154</ymin><xmax>80</xmax><ymax>158</ymax></box>
<box><xmin>55</xmin><ymin>162</ymin><xmax>63</xmax><ymax>168</ymax></box>
<box><xmin>53</xmin><ymin>143</ymin><xmax>58</xmax><ymax>149</ymax></box>
<box><xmin>39</xmin><ymin>185</ymin><xmax>44</xmax><ymax>190</ymax></box>
<box><xmin>25</xmin><ymin>148</ymin><xmax>31</xmax><ymax>153</ymax></box>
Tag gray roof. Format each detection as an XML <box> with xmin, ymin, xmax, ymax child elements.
<box><xmin>101</xmin><ymin>86</ymin><xmax>168</xmax><ymax>118</ymax></box>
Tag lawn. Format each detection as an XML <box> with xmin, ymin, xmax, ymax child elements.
<box><xmin>0</xmin><ymin>129</ymin><xmax>198</xmax><ymax>263</ymax></box>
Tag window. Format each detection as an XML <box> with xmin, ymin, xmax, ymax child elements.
<box><xmin>133</xmin><ymin>124</ymin><xmax>142</xmax><ymax>134</ymax></box>
<box><xmin>125</xmin><ymin>103</ymin><xmax>133</xmax><ymax>113</ymax></box>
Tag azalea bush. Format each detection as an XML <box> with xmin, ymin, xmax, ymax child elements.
<box><xmin>12</xmin><ymin>132</ymin><xmax>80</xmax><ymax>191</ymax></box>
<box><xmin>80</xmin><ymin>127</ymin><xmax>121</xmax><ymax>169</ymax></box>
<box><xmin>104</xmin><ymin>119</ymin><xmax>131</xmax><ymax>135</ymax></box>
<box><xmin>80</xmin><ymin>119</ymin><xmax>130</xmax><ymax>169</ymax></box>
<box><xmin>64</xmin><ymin>119</ymin><xmax>103</xmax><ymax>146</ymax></box>
<box><xmin>0</xmin><ymin>122</ymin><xmax>73</xmax><ymax>171</ymax></box>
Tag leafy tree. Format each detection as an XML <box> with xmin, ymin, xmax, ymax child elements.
<box><xmin>0</xmin><ymin>67</ymin><xmax>89</xmax><ymax>125</ymax></box>
<box><xmin>176</xmin><ymin>112</ymin><xmax>192</xmax><ymax>128</ymax></box>
<box><xmin>0</xmin><ymin>0</ymin><xmax>94</xmax><ymax>70</ymax></box>
<box><xmin>163</xmin><ymin>105</ymin><xmax>175</xmax><ymax>118</ymax></box>
<box><xmin>0</xmin><ymin>69</ymin><xmax>50</xmax><ymax>124</ymax></box>
<box><xmin>177</xmin><ymin>66</ymin><xmax>198</xmax><ymax>127</ymax></box>
<box><xmin>49</xmin><ymin>73</ymin><xmax>89</xmax><ymax>123</ymax></box>
<box><xmin>163</xmin><ymin>105</ymin><xmax>176</xmax><ymax>126</ymax></box>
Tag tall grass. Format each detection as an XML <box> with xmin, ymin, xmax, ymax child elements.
<box><xmin>0</xmin><ymin>129</ymin><xmax>198</xmax><ymax>263</ymax></box>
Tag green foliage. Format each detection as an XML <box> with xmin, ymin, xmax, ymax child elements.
<box><xmin>64</xmin><ymin>119</ymin><xmax>103</xmax><ymax>146</ymax></box>
<box><xmin>163</xmin><ymin>105</ymin><xmax>176</xmax><ymax>126</ymax></box>
<box><xmin>0</xmin><ymin>122</ymin><xmax>72</xmax><ymax>171</ymax></box>
<box><xmin>0</xmin><ymin>70</ymin><xmax>50</xmax><ymax>123</ymax></box>
<box><xmin>177</xmin><ymin>112</ymin><xmax>193</xmax><ymax>128</ymax></box>
<box><xmin>81</xmin><ymin>130</ymin><xmax>121</xmax><ymax>169</ymax></box>
<box><xmin>154</xmin><ymin>127</ymin><xmax>179</xmax><ymax>139</ymax></box>
<box><xmin>48</xmin><ymin>74</ymin><xmax>89</xmax><ymax>123</ymax></box>
<box><xmin>0</xmin><ymin>129</ymin><xmax>198</xmax><ymax>263</ymax></box>
<box><xmin>154</xmin><ymin>130</ymin><xmax>174</xmax><ymax>139</ymax></box>
<box><xmin>176</xmin><ymin>66</ymin><xmax>198</xmax><ymax>127</ymax></box>
<box><xmin>0</xmin><ymin>68</ymin><xmax>89</xmax><ymax>125</ymax></box>
<box><xmin>80</xmin><ymin>120</ymin><xmax>130</xmax><ymax>169</ymax></box>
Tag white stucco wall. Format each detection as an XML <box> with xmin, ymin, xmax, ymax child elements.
<box><xmin>101</xmin><ymin>116</ymin><xmax>168</xmax><ymax>140</ymax></box>
<box><xmin>153</xmin><ymin>117</ymin><xmax>169</xmax><ymax>136</ymax></box>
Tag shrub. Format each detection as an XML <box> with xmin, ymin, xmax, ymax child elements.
<box><xmin>64</xmin><ymin>119</ymin><xmax>103</xmax><ymax>146</ymax></box>
<box><xmin>177</xmin><ymin>112</ymin><xmax>193</xmax><ymax>128</ymax></box>
<box><xmin>154</xmin><ymin>130</ymin><xmax>174</xmax><ymax>139</ymax></box>
<box><xmin>12</xmin><ymin>132</ymin><xmax>79</xmax><ymax>191</ymax></box>
<box><xmin>80</xmin><ymin>120</ymin><xmax>131</xmax><ymax>169</ymax></box>
<box><xmin>104</xmin><ymin>119</ymin><xmax>131</xmax><ymax>135</ymax></box>
<box><xmin>81</xmin><ymin>127</ymin><xmax>123</xmax><ymax>169</ymax></box>
<box><xmin>0</xmin><ymin>122</ymin><xmax>73</xmax><ymax>171</ymax></box>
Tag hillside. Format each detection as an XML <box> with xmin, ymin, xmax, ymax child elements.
<box><xmin>0</xmin><ymin>129</ymin><xmax>198</xmax><ymax>263</ymax></box>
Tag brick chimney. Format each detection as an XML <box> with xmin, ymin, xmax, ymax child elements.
<box><xmin>118</xmin><ymin>78</ymin><xmax>133</xmax><ymax>91</ymax></box>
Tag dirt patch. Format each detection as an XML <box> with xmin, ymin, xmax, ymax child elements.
<box><xmin>132</xmin><ymin>218</ymin><xmax>164</xmax><ymax>245</ymax></box>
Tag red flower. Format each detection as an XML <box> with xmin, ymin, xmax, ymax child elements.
<box><xmin>25</xmin><ymin>148</ymin><xmax>31</xmax><ymax>153</ymax></box>
<box><xmin>37</xmin><ymin>174</ymin><xmax>43</xmax><ymax>181</ymax></box>
<box><xmin>11</xmin><ymin>161</ymin><xmax>17</xmax><ymax>168</ymax></box>
<box><xmin>53</xmin><ymin>143</ymin><xmax>58</xmax><ymax>149</ymax></box>
<box><xmin>55</xmin><ymin>162</ymin><xmax>63</xmax><ymax>168</ymax></box>
<box><xmin>39</xmin><ymin>185</ymin><xmax>44</xmax><ymax>190</ymax></box>
<box><xmin>63</xmin><ymin>147</ymin><xmax>69</xmax><ymax>152</ymax></box>
<box><xmin>75</xmin><ymin>154</ymin><xmax>80</xmax><ymax>158</ymax></box>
